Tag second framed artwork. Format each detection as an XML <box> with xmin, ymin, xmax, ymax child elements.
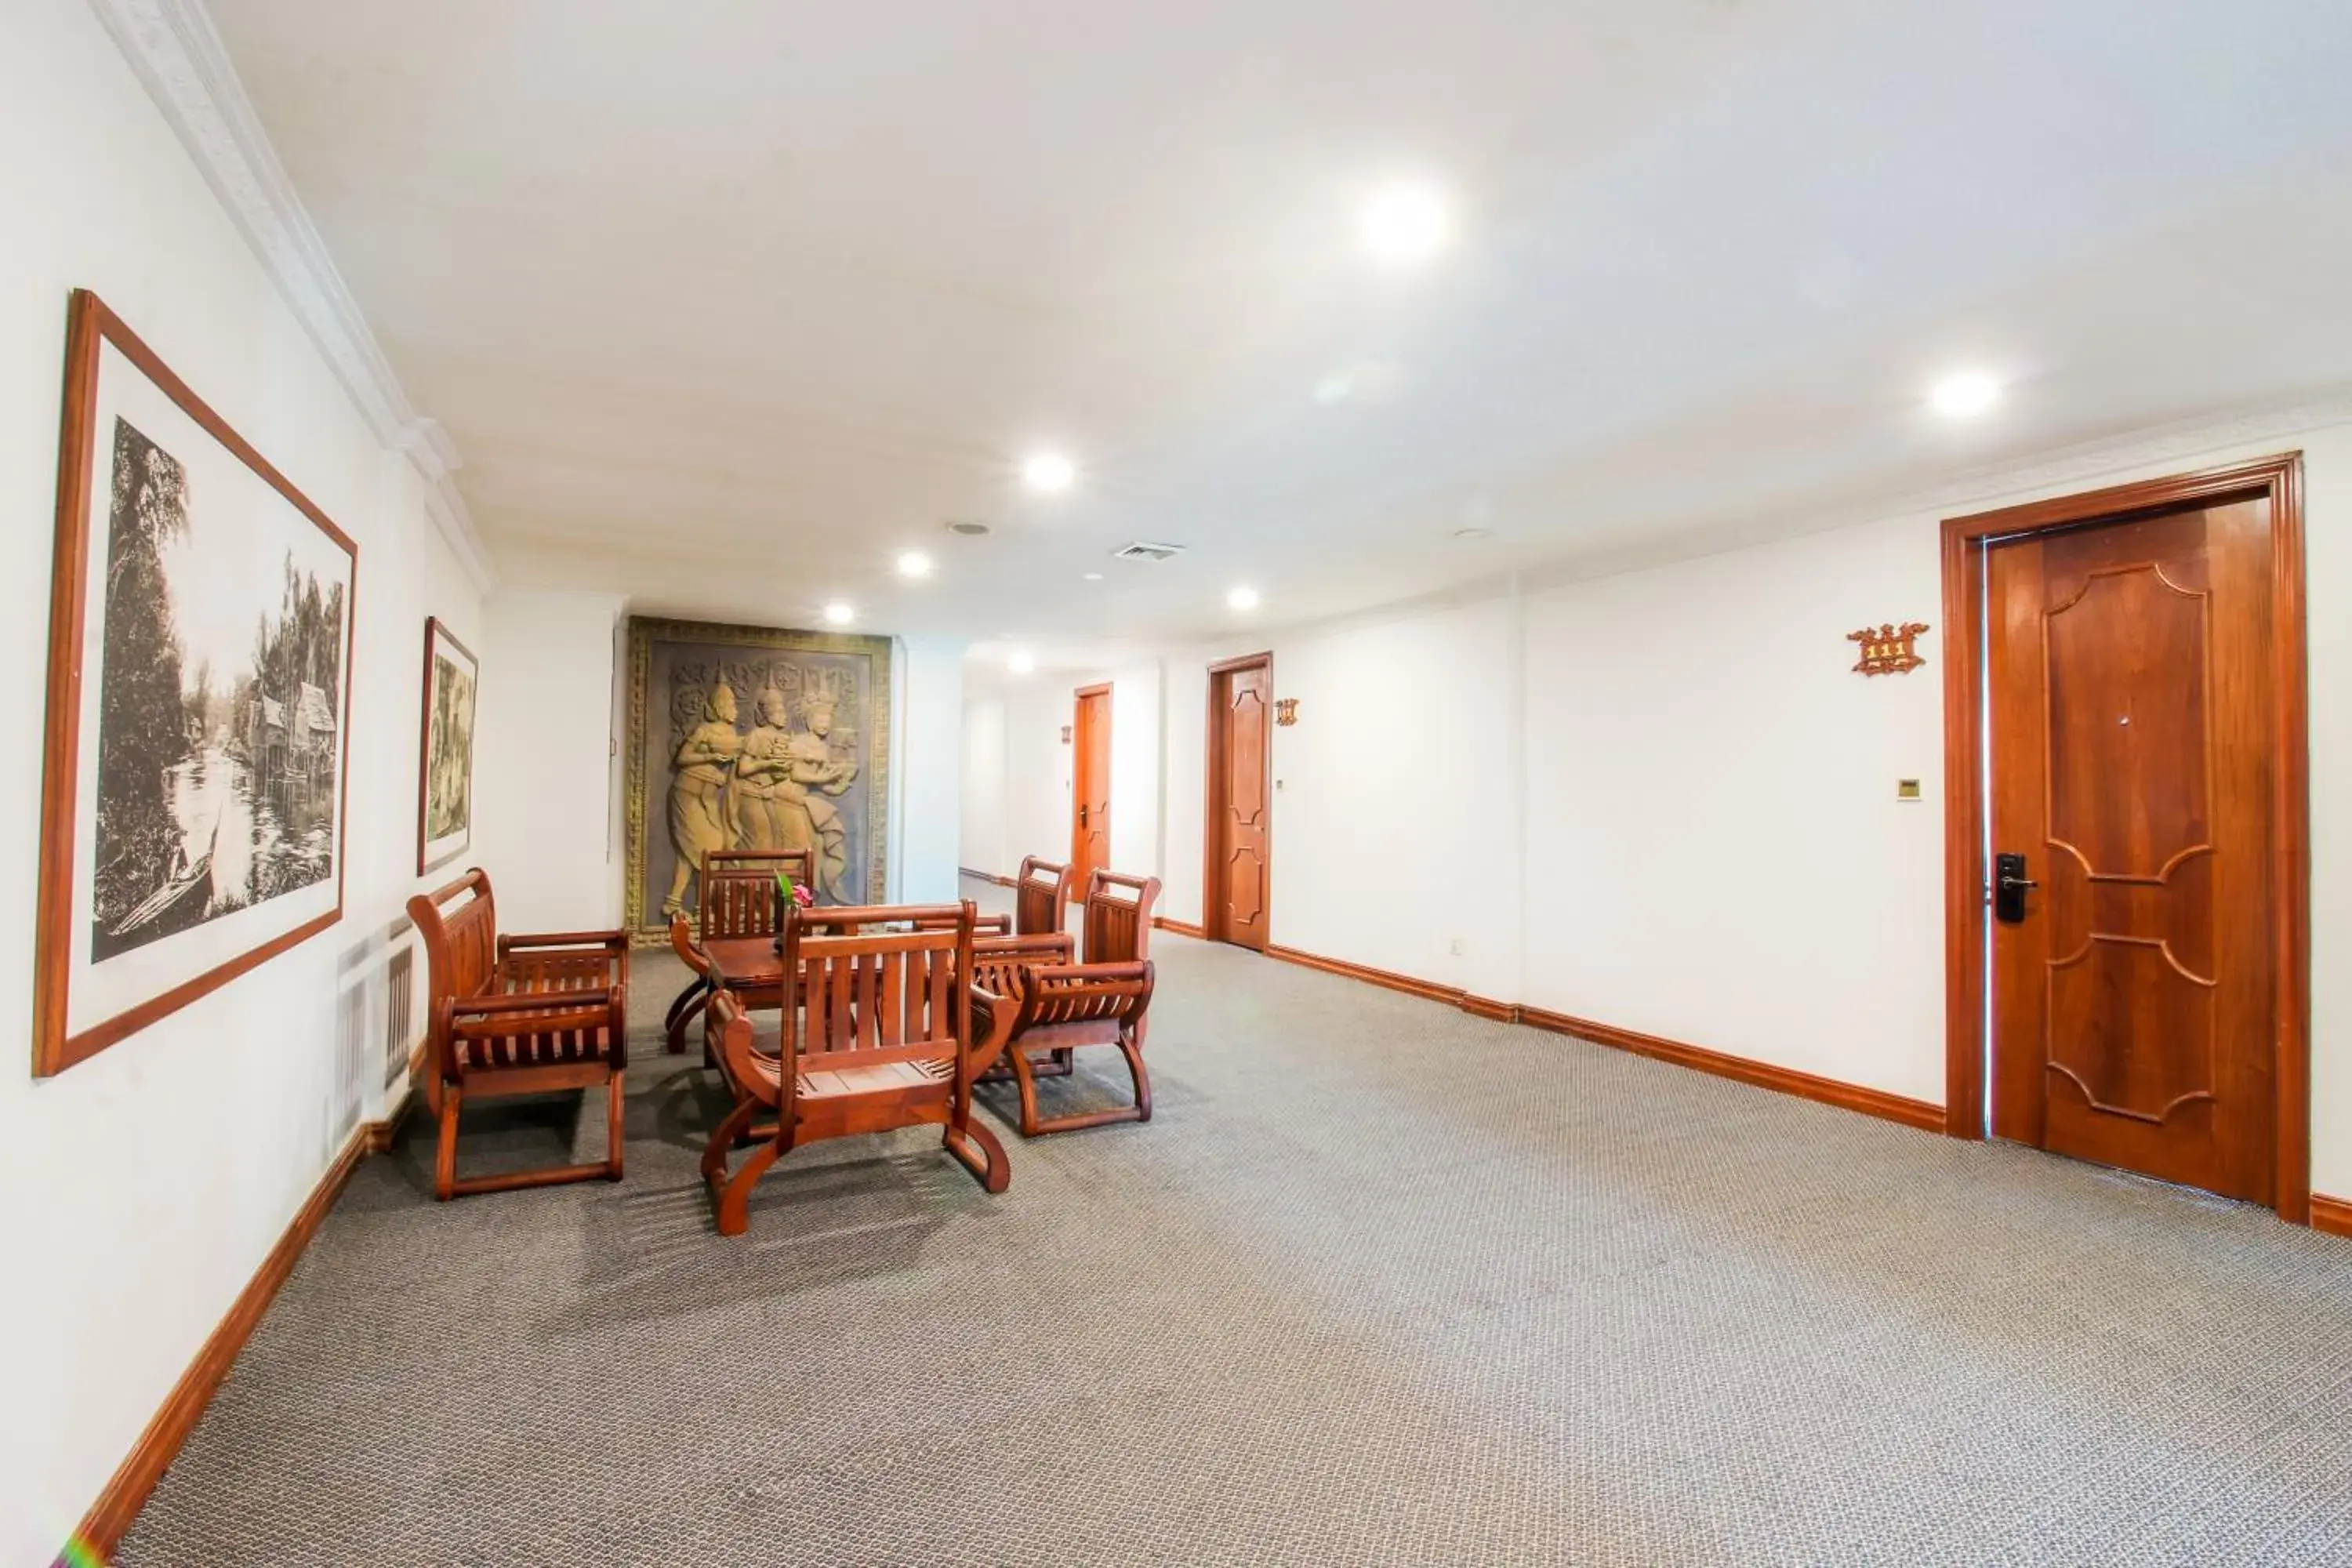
<box><xmin>416</xmin><ymin>617</ymin><xmax>480</xmax><ymax>874</ymax></box>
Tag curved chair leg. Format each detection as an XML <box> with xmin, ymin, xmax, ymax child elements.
<box><xmin>604</xmin><ymin>1069</ymin><xmax>626</xmax><ymax>1180</ymax></box>
<box><xmin>1006</xmin><ymin>1046</ymin><xmax>1045</xmax><ymax>1138</ymax></box>
<box><xmin>434</xmin><ymin>1083</ymin><xmax>463</xmax><ymax>1201</ymax></box>
<box><xmin>944</xmin><ymin>1117</ymin><xmax>1012</xmax><ymax>1193</ymax></box>
<box><xmin>1119</xmin><ymin>1033</ymin><xmax>1152</xmax><ymax>1123</ymax></box>
<box><xmin>664</xmin><ymin>980</ymin><xmax>709</xmax><ymax>1054</ymax></box>
<box><xmin>712</xmin><ymin>1141</ymin><xmax>781</xmax><ymax>1237</ymax></box>
<box><xmin>700</xmin><ymin>1096</ymin><xmax>760</xmax><ymax>1189</ymax></box>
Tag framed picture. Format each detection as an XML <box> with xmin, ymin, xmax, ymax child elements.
<box><xmin>33</xmin><ymin>291</ymin><xmax>359</xmax><ymax>1076</ymax></box>
<box><xmin>416</xmin><ymin>617</ymin><xmax>479</xmax><ymax>874</ymax></box>
<box><xmin>621</xmin><ymin>616</ymin><xmax>891</xmax><ymax>939</ymax></box>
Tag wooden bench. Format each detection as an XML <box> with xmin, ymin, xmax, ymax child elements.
<box><xmin>408</xmin><ymin>869</ymin><xmax>630</xmax><ymax>1200</ymax></box>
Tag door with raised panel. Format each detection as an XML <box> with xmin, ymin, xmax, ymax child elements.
<box><xmin>1206</xmin><ymin>655</ymin><xmax>1271</xmax><ymax>950</ymax></box>
<box><xmin>1986</xmin><ymin>497</ymin><xmax>2278</xmax><ymax>1203</ymax></box>
<box><xmin>1071</xmin><ymin>684</ymin><xmax>1111</xmax><ymax>899</ymax></box>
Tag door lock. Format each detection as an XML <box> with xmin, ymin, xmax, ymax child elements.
<box><xmin>1994</xmin><ymin>852</ymin><xmax>2038</xmax><ymax>923</ymax></box>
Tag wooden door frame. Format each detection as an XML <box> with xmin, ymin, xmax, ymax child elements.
<box><xmin>1070</xmin><ymin>682</ymin><xmax>1112</xmax><ymax>899</ymax></box>
<box><xmin>1203</xmin><ymin>652</ymin><xmax>1273</xmax><ymax>946</ymax></box>
<box><xmin>1939</xmin><ymin>452</ymin><xmax>2310</xmax><ymax>1221</ymax></box>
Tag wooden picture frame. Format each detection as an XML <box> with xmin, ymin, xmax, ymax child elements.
<box><xmin>416</xmin><ymin>616</ymin><xmax>479</xmax><ymax>874</ymax></box>
<box><xmin>34</xmin><ymin>291</ymin><xmax>359</xmax><ymax>1076</ymax></box>
<box><xmin>620</xmin><ymin>615</ymin><xmax>892</xmax><ymax>940</ymax></box>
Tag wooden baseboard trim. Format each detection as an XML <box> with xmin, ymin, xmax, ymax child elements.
<box><xmin>2311</xmin><ymin>1194</ymin><xmax>2352</xmax><ymax>1239</ymax></box>
<box><xmin>1261</xmin><ymin>939</ymin><xmax>1943</xmax><ymax>1136</ymax></box>
<box><xmin>1152</xmin><ymin>916</ymin><xmax>1206</xmax><ymax>939</ymax></box>
<box><xmin>1265</xmin><ymin>944</ymin><xmax>1461</xmax><ymax>1005</ymax></box>
<box><xmin>360</xmin><ymin>1053</ymin><xmax>426</xmax><ymax>1154</ymax></box>
<box><xmin>67</xmin><ymin>1123</ymin><xmax>368</xmax><ymax>1561</ymax></box>
<box><xmin>957</xmin><ymin>866</ymin><xmax>1017</xmax><ymax>888</ymax></box>
<box><xmin>1517</xmin><ymin>1006</ymin><xmax>1946</xmax><ymax>1132</ymax></box>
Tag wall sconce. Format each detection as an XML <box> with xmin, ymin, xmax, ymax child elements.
<box><xmin>1060</xmin><ymin>724</ymin><xmax>1073</xmax><ymax>743</ymax></box>
<box><xmin>1275</xmin><ymin>698</ymin><xmax>1298</xmax><ymax>727</ymax></box>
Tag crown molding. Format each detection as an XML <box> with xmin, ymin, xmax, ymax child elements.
<box><xmin>84</xmin><ymin>0</ymin><xmax>496</xmax><ymax>591</ymax></box>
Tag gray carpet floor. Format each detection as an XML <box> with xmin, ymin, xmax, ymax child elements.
<box><xmin>122</xmin><ymin>880</ymin><xmax>2352</xmax><ymax>1566</ymax></box>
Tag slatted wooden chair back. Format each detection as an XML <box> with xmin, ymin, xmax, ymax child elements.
<box><xmin>1080</xmin><ymin>869</ymin><xmax>1160</xmax><ymax>964</ymax></box>
<box><xmin>1014</xmin><ymin>856</ymin><xmax>1072</xmax><ymax>935</ymax></box>
<box><xmin>698</xmin><ymin>868</ymin><xmax>787</xmax><ymax>943</ymax></box>
<box><xmin>781</xmin><ymin>902</ymin><xmax>975</xmax><ymax>1069</ymax></box>
<box><xmin>413</xmin><ymin>869</ymin><xmax>499</xmax><ymax>1010</ymax></box>
<box><xmin>706</xmin><ymin>847</ymin><xmax>815</xmax><ymax>890</ymax></box>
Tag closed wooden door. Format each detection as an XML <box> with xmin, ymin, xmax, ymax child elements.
<box><xmin>1206</xmin><ymin>655</ymin><xmax>1271</xmax><ymax>949</ymax></box>
<box><xmin>1070</xmin><ymin>684</ymin><xmax>1112</xmax><ymax>898</ymax></box>
<box><xmin>1986</xmin><ymin>497</ymin><xmax>2279</xmax><ymax>1203</ymax></box>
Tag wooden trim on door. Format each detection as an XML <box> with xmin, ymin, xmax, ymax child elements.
<box><xmin>1070</xmin><ymin>682</ymin><xmax>1112</xmax><ymax>898</ymax></box>
<box><xmin>1203</xmin><ymin>652</ymin><xmax>1272</xmax><ymax>946</ymax></box>
<box><xmin>1939</xmin><ymin>452</ymin><xmax>2310</xmax><ymax>1222</ymax></box>
<box><xmin>67</xmin><ymin>1123</ymin><xmax>370</xmax><ymax>1560</ymax></box>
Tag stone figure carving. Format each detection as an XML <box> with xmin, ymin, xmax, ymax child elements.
<box><xmin>662</xmin><ymin>681</ymin><xmax>742</xmax><ymax>918</ymax></box>
<box><xmin>623</xmin><ymin>619</ymin><xmax>889</xmax><ymax>935</ymax></box>
<box><xmin>786</xmin><ymin>697</ymin><xmax>858</xmax><ymax>900</ymax></box>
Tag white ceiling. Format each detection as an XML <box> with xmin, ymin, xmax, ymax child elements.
<box><xmin>209</xmin><ymin>0</ymin><xmax>2352</xmax><ymax>664</ymax></box>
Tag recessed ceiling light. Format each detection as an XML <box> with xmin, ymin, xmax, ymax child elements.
<box><xmin>1360</xmin><ymin>185</ymin><xmax>1449</xmax><ymax>263</ymax></box>
<box><xmin>1083</xmin><ymin>572</ymin><xmax>1104</xmax><ymax>581</ymax></box>
<box><xmin>822</xmin><ymin>601</ymin><xmax>855</xmax><ymax>626</ymax></box>
<box><xmin>945</xmin><ymin>518</ymin><xmax>992</xmax><ymax>536</ymax></box>
<box><xmin>1313</xmin><ymin>373</ymin><xmax>1355</xmax><ymax>405</ymax></box>
<box><xmin>1929</xmin><ymin>372</ymin><xmax>2000</xmax><ymax>417</ymax></box>
<box><xmin>1022</xmin><ymin>451</ymin><xmax>1077</xmax><ymax>494</ymax></box>
<box><xmin>1227</xmin><ymin>585</ymin><xmax>1261</xmax><ymax>612</ymax></box>
<box><xmin>896</xmin><ymin>550</ymin><xmax>934</xmax><ymax>578</ymax></box>
<box><xmin>1007</xmin><ymin>650</ymin><xmax>1036</xmax><ymax>674</ymax></box>
<box><xmin>1453</xmin><ymin>527</ymin><xmax>1492</xmax><ymax>541</ymax></box>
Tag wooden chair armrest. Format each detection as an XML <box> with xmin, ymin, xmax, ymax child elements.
<box><xmin>670</xmin><ymin>912</ymin><xmax>710</xmax><ymax>975</ymax></box>
<box><xmin>965</xmin><ymin>982</ymin><xmax>1020</xmax><ymax>1080</ymax></box>
<box><xmin>500</xmin><ymin>928</ymin><xmax>629</xmax><ymax>953</ymax></box>
<box><xmin>1010</xmin><ymin>960</ymin><xmax>1154</xmax><ymax>1034</ymax></box>
<box><xmin>710</xmin><ymin>992</ymin><xmax>782</xmax><ymax>1107</ymax></box>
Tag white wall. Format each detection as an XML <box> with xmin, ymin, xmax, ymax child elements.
<box><xmin>892</xmin><ymin>636</ymin><xmax>967</xmax><ymax>903</ymax></box>
<box><xmin>1018</xmin><ymin>419</ymin><xmax>2352</xmax><ymax>1203</ymax></box>
<box><xmin>964</xmin><ymin>663</ymin><xmax>1169</xmax><ymax>887</ymax></box>
<box><xmin>960</xmin><ymin>690</ymin><xmax>1010</xmax><ymax>877</ymax></box>
<box><xmin>470</xmin><ymin>590</ymin><xmax>624</xmax><ymax>935</ymax></box>
<box><xmin>0</xmin><ymin>0</ymin><xmax>484</xmax><ymax>1558</ymax></box>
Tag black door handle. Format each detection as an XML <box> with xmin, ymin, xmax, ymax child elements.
<box><xmin>1994</xmin><ymin>851</ymin><xmax>2035</xmax><ymax>923</ymax></box>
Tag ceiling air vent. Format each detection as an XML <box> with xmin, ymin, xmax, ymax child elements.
<box><xmin>1111</xmin><ymin>540</ymin><xmax>1185</xmax><ymax>563</ymax></box>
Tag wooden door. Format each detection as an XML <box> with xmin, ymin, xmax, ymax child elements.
<box><xmin>1985</xmin><ymin>497</ymin><xmax>2280</xmax><ymax>1203</ymax></box>
<box><xmin>1070</xmin><ymin>684</ymin><xmax>1112</xmax><ymax>898</ymax></box>
<box><xmin>1206</xmin><ymin>655</ymin><xmax>1272</xmax><ymax>949</ymax></box>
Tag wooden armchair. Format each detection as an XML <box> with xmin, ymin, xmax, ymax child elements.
<box><xmin>408</xmin><ymin>869</ymin><xmax>629</xmax><ymax>1200</ymax></box>
<box><xmin>664</xmin><ymin>848</ymin><xmax>815</xmax><ymax>1054</ymax></box>
<box><xmin>1014</xmin><ymin>855</ymin><xmax>1073</xmax><ymax>935</ymax></box>
<box><xmin>971</xmin><ymin>869</ymin><xmax>1161</xmax><ymax>1136</ymax></box>
<box><xmin>700</xmin><ymin>902</ymin><xmax>1010</xmax><ymax>1236</ymax></box>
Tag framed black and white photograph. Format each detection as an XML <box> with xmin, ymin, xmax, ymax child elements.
<box><xmin>416</xmin><ymin>617</ymin><xmax>478</xmax><ymax>874</ymax></box>
<box><xmin>34</xmin><ymin>291</ymin><xmax>358</xmax><ymax>1076</ymax></box>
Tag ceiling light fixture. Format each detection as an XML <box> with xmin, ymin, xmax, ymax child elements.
<box><xmin>1929</xmin><ymin>371</ymin><xmax>2001</xmax><ymax>417</ymax></box>
<box><xmin>1227</xmin><ymin>585</ymin><xmax>1261</xmax><ymax>612</ymax></box>
<box><xmin>896</xmin><ymin>550</ymin><xmax>934</xmax><ymax>578</ymax></box>
<box><xmin>1022</xmin><ymin>451</ymin><xmax>1077</xmax><ymax>494</ymax></box>
<box><xmin>1007</xmin><ymin>650</ymin><xmax>1036</xmax><ymax>674</ymax></box>
<box><xmin>945</xmin><ymin>519</ymin><xmax>992</xmax><ymax>536</ymax></box>
<box><xmin>1083</xmin><ymin>572</ymin><xmax>1104</xmax><ymax>581</ymax></box>
<box><xmin>1360</xmin><ymin>185</ymin><xmax>1449</xmax><ymax>263</ymax></box>
<box><xmin>822</xmin><ymin>601</ymin><xmax>855</xmax><ymax>626</ymax></box>
<box><xmin>1453</xmin><ymin>526</ymin><xmax>1492</xmax><ymax>541</ymax></box>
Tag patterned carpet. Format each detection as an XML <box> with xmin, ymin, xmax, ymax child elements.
<box><xmin>122</xmin><ymin>881</ymin><xmax>2352</xmax><ymax>1566</ymax></box>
